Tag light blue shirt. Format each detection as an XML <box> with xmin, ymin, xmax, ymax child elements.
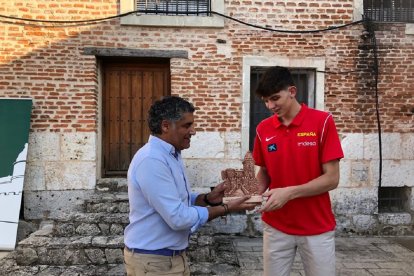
<box><xmin>124</xmin><ymin>135</ymin><xmax>209</xmax><ymax>251</ymax></box>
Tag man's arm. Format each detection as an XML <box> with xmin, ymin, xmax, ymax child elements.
<box><xmin>287</xmin><ymin>159</ymin><xmax>340</xmax><ymax>198</ymax></box>
<box><xmin>137</xmin><ymin>158</ymin><xmax>204</xmax><ymax>231</ymax></box>
<box><xmin>206</xmin><ymin>196</ymin><xmax>256</xmax><ymax>221</ymax></box>
<box><xmin>193</xmin><ymin>183</ymin><xmax>257</xmax><ymax>221</ymax></box>
<box><xmin>256</xmin><ymin>166</ymin><xmax>271</xmax><ymax>194</ymax></box>
<box><xmin>193</xmin><ymin>182</ymin><xmax>226</xmax><ymax>207</ymax></box>
<box><xmin>260</xmin><ymin>159</ymin><xmax>340</xmax><ymax>212</ymax></box>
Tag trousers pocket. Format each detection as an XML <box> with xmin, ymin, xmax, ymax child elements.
<box><xmin>145</xmin><ymin>258</ymin><xmax>173</xmax><ymax>273</ymax></box>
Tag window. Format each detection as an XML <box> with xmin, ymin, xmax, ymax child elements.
<box><xmin>241</xmin><ymin>56</ymin><xmax>325</xmax><ymax>156</ymax></box>
<box><xmin>136</xmin><ymin>0</ymin><xmax>211</xmax><ymax>16</ymax></box>
<box><xmin>378</xmin><ymin>187</ymin><xmax>411</xmax><ymax>212</ymax></box>
<box><xmin>120</xmin><ymin>0</ymin><xmax>224</xmax><ymax>27</ymax></box>
<box><xmin>364</xmin><ymin>0</ymin><xmax>414</xmax><ymax>22</ymax></box>
<box><xmin>248</xmin><ymin>67</ymin><xmax>316</xmax><ymax>150</ymax></box>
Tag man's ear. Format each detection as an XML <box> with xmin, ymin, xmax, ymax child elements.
<box><xmin>161</xmin><ymin>119</ymin><xmax>170</xmax><ymax>133</ymax></box>
<box><xmin>288</xmin><ymin>86</ymin><xmax>297</xmax><ymax>98</ymax></box>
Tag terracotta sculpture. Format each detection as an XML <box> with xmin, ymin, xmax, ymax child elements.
<box><xmin>222</xmin><ymin>151</ymin><xmax>262</xmax><ymax>203</ymax></box>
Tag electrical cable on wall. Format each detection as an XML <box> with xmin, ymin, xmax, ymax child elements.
<box><xmin>0</xmin><ymin>10</ymin><xmax>364</xmax><ymax>32</ymax></box>
<box><xmin>0</xmin><ymin>10</ymin><xmax>138</xmax><ymax>24</ymax></box>
<box><xmin>0</xmin><ymin>220</ymin><xmax>18</xmax><ymax>224</ymax></box>
<box><xmin>0</xmin><ymin>10</ymin><xmax>369</xmax><ymax>76</ymax></box>
<box><xmin>363</xmin><ymin>17</ymin><xmax>382</xmax><ymax>189</ymax></box>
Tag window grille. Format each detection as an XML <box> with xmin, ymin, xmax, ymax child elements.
<box><xmin>378</xmin><ymin>187</ymin><xmax>410</xmax><ymax>213</ymax></box>
<box><xmin>249</xmin><ymin>67</ymin><xmax>316</xmax><ymax>151</ymax></box>
<box><xmin>364</xmin><ymin>0</ymin><xmax>414</xmax><ymax>22</ymax></box>
<box><xmin>136</xmin><ymin>0</ymin><xmax>211</xmax><ymax>16</ymax></box>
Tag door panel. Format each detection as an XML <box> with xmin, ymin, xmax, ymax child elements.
<box><xmin>107</xmin><ymin>69</ymin><xmax>121</xmax><ymax>172</ymax></box>
<box><xmin>103</xmin><ymin>60</ymin><xmax>170</xmax><ymax>176</ymax></box>
<box><xmin>119</xmin><ymin>72</ymin><xmax>131</xmax><ymax>171</ymax></box>
<box><xmin>130</xmin><ymin>71</ymin><xmax>143</xmax><ymax>160</ymax></box>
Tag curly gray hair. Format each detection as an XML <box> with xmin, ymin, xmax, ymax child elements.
<box><xmin>148</xmin><ymin>96</ymin><xmax>195</xmax><ymax>134</ymax></box>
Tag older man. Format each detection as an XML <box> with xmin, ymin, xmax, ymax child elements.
<box><xmin>124</xmin><ymin>96</ymin><xmax>256</xmax><ymax>276</ymax></box>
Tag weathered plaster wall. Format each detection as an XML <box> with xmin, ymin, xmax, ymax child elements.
<box><xmin>25</xmin><ymin>132</ymin><xmax>96</xmax><ymax>191</ymax></box>
<box><xmin>20</xmin><ymin>129</ymin><xmax>414</xmax><ymax>234</ymax></box>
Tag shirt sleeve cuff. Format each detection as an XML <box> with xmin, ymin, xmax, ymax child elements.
<box><xmin>190</xmin><ymin>192</ymin><xmax>199</xmax><ymax>205</ymax></box>
<box><xmin>190</xmin><ymin>206</ymin><xmax>208</xmax><ymax>233</ymax></box>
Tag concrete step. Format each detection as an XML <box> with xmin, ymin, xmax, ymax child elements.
<box><xmin>1</xmin><ymin>261</ymin><xmax>125</xmax><ymax>276</ymax></box>
<box><xmin>13</xmin><ymin>232</ymin><xmax>225</xmax><ymax>267</ymax></box>
<box><xmin>1</xmin><ymin>259</ymin><xmax>239</xmax><ymax>276</ymax></box>
<box><xmin>84</xmin><ymin>192</ymin><xmax>129</xmax><ymax>213</ymax></box>
<box><xmin>96</xmin><ymin>178</ymin><xmax>127</xmax><ymax>193</ymax></box>
<box><xmin>0</xmin><ymin>224</ymin><xmax>242</xmax><ymax>275</ymax></box>
<box><xmin>15</xmin><ymin>233</ymin><xmax>124</xmax><ymax>266</ymax></box>
<box><xmin>50</xmin><ymin>212</ymin><xmax>129</xmax><ymax>237</ymax></box>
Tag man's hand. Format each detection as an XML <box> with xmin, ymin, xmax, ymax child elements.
<box><xmin>207</xmin><ymin>182</ymin><xmax>226</xmax><ymax>205</ymax></box>
<box><xmin>207</xmin><ymin>195</ymin><xmax>259</xmax><ymax>221</ymax></box>
<box><xmin>227</xmin><ymin>195</ymin><xmax>260</xmax><ymax>212</ymax></box>
<box><xmin>259</xmin><ymin>187</ymin><xmax>292</xmax><ymax>212</ymax></box>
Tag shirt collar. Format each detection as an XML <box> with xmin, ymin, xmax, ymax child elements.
<box><xmin>149</xmin><ymin>135</ymin><xmax>181</xmax><ymax>158</ymax></box>
<box><xmin>272</xmin><ymin>103</ymin><xmax>308</xmax><ymax>128</ymax></box>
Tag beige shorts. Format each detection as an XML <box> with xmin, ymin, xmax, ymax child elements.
<box><xmin>263</xmin><ymin>222</ymin><xmax>335</xmax><ymax>276</ymax></box>
<box><xmin>123</xmin><ymin>248</ymin><xmax>190</xmax><ymax>276</ymax></box>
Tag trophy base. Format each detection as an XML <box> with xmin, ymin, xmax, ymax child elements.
<box><xmin>223</xmin><ymin>195</ymin><xmax>263</xmax><ymax>204</ymax></box>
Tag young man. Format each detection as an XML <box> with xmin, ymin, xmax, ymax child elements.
<box><xmin>252</xmin><ymin>67</ymin><xmax>344</xmax><ymax>276</ymax></box>
<box><xmin>124</xmin><ymin>96</ymin><xmax>257</xmax><ymax>276</ymax></box>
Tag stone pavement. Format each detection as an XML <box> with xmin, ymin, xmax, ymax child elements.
<box><xmin>1</xmin><ymin>235</ymin><xmax>414</xmax><ymax>275</ymax></box>
<box><xmin>233</xmin><ymin>236</ymin><xmax>414</xmax><ymax>276</ymax></box>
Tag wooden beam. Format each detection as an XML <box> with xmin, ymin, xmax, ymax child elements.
<box><xmin>83</xmin><ymin>47</ymin><xmax>188</xmax><ymax>59</ymax></box>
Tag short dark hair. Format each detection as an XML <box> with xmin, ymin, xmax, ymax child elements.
<box><xmin>255</xmin><ymin>66</ymin><xmax>295</xmax><ymax>97</ymax></box>
<box><xmin>148</xmin><ymin>96</ymin><xmax>195</xmax><ymax>134</ymax></box>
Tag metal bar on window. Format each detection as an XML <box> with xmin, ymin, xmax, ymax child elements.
<box><xmin>197</xmin><ymin>0</ymin><xmax>200</xmax><ymax>16</ymax></box>
<box><xmin>364</xmin><ymin>0</ymin><xmax>414</xmax><ymax>22</ymax></box>
<box><xmin>136</xmin><ymin>0</ymin><xmax>211</xmax><ymax>17</ymax></box>
<box><xmin>378</xmin><ymin>187</ymin><xmax>409</xmax><ymax>213</ymax></box>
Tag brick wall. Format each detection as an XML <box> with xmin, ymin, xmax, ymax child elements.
<box><xmin>1</xmin><ymin>0</ymin><xmax>413</xmax><ymax>134</ymax></box>
<box><xmin>2</xmin><ymin>1</ymin><xmax>413</xmax><ymax>233</ymax></box>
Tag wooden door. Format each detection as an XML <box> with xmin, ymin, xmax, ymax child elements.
<box><xmin>103</xmin><ymin>59</ymin><xmax>170</xmax><ymax>176</ymax></box>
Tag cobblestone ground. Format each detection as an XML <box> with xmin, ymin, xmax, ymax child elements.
<box><xmin>233</xmin><ymin>236</ymin><xmax>414</xmax><ymax>276</ymax></box>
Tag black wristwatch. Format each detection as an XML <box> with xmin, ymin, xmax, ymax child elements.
<box><xmin>203</xmin><ymin>193</ymin><xmax>222</xmax><ymax>206</ymax></box>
